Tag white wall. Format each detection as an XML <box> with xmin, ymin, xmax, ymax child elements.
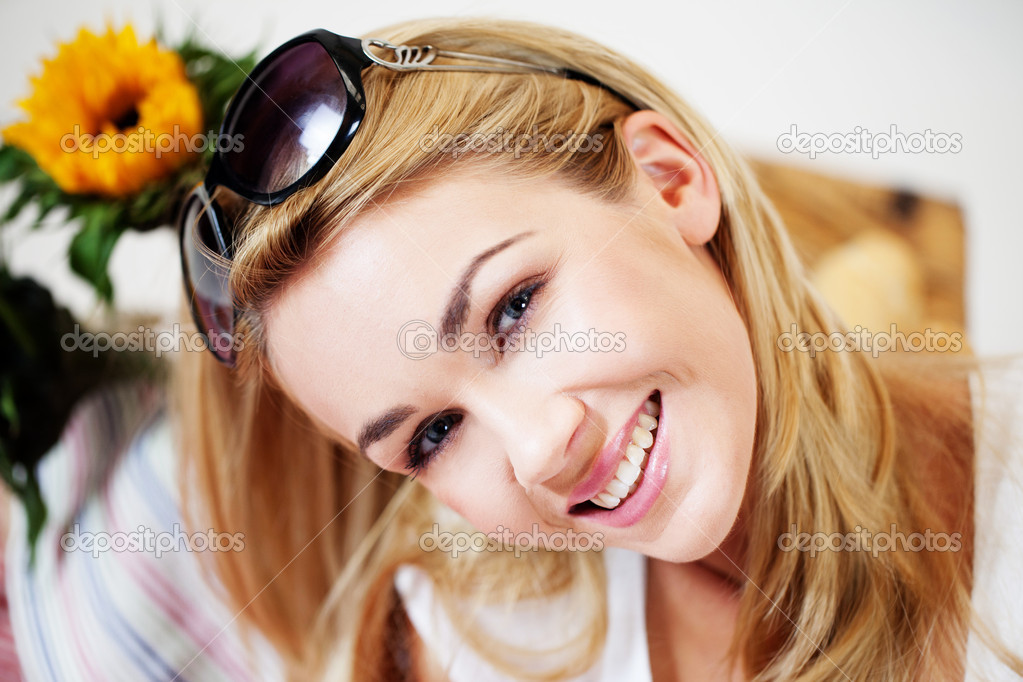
<box><xmin>2</xmin><ymin>0</ymin><xmax>1020</xmax><ymax>353</ymax></box>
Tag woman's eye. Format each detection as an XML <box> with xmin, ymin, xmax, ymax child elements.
<box><xmin>407</xmin><ymin>412</ymin><xmax>462</xmax><ymax>475</ymax></box>
<box><xmin>490</xmin><ymin>280</ymin><xmax>544</xmax><ymax>350</ymax></box>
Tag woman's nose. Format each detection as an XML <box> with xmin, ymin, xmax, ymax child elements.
<box><xmin>469</xmin><ymin>383</ymin><xmax>584</xmax><ymax>490</ymax></box>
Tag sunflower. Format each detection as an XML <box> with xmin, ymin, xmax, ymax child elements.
<box><xmin>1</xmin><ymin>25</ymin><xmax>203</xmax><ymax>197</ymax></box>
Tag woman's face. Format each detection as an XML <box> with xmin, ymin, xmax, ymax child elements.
<box><xmin>266</xmin><ymin>112</ymin><xmax>758</xmax><ymax>562</ymax></box>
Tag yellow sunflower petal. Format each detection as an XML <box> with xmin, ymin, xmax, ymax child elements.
<box><xmin>1</xmin><ymin>23</ymin><xmax>204</xmax><ymax>197</ymax></box>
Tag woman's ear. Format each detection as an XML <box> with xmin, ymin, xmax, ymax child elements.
<box><xmin>621</xmin><ymin>110</ymin><xmax>721</xmax><ymax>246</ymax></box>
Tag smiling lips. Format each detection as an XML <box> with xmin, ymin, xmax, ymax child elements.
<box><xmin>568</xmin><ymin>391</ymin><xmax>662</xmax><ymax>513</ymax></box>
<box><xmin>589</xmin><ymin>400</ymin><xmax>660</xmax><ymax>508</ymax></box>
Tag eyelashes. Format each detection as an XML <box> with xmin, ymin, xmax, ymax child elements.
<box><xmin>487</xmin><ymin>278</ymin><xmax>546</xmax><ymax>350</ymax></box>
<box><xmin>405</xmin><ymin>412</ymin><xmax>462</xmax><ymax>477</ymax></box>
<box><xmin>404</xmin><ymin>275</ymin><xmax>548</xmax><ymax>476</ymax></box>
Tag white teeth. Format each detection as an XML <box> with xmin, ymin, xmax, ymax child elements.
<box><xmin>604</xmin><ymin>478</ymin><xmax>630</xmax><ymax>499</ymax></box>
<box><xmin>585</xmin><ymin>400</ymin><xmax>659</xmax><ymax>509</ymax></box>
<box><xmin>625</xmin><ymin>443</ymin><xmax>646</xmax><ymax>468</ymax></box>
<box><xmin>616</xmin><ymin>459</ymin><xmax>641</xmax><ymax>486</ymax></box>
<box><xmin>631</xmin><ymin>426</ymin><xmax>653</xmax><ymax>450</ymax></box>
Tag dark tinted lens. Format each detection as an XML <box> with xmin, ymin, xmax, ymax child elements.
<box><xmin>222</xmin><ymin>41</ymin><xmax>348</xmax><ymax>195</ymax></box>
<box><xmin>180</xmin><ymin>193</ymin><xmax>236</xmax><ymax>365</ymax></box>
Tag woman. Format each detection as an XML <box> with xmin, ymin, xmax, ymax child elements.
<box><xmin>174</xmin><ymin>16</ymin><xmax>1023</xmax><ymax>681</ymax></box>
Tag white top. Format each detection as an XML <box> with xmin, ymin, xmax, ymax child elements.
<box><xmin>965</xmin><ymin>360</ymin><xmax>1023</xmax><ymax>680</ymax></box>
<box><xmin>395</xmin><ymin>546</ymin><xmax>651</xmax><ymax>681</ymax></box>
<box><xmin>396</xmin><ymin>362</ymin><xmax>1023</xmax><ymax>681</ymax></box>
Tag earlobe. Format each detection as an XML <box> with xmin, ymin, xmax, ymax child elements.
<box><xmin>621</xmin><ymin>110</ymin><xmax>722</xmax><ymax>246</ymax></box>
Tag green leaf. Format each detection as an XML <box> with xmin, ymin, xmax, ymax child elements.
<box><xmin>0</xmin><ymin>442</ymin><xmax>46</xmax><ymax>569</ymax></box>
<box><xmin>177</xmin><ymin>38</ymin><xmax>259</xmax><ymax>132</ymax></box>
<box><xmin>3</xmin><ymin>186</ymin><xmax>35</xmax><ymax>223</ymax></box>
<box><xmin>0</xmin><ymin>145</ymin><xmax>34</xmax><ymax>183</ymax></box>
<box><xmin>0</xmin><ymin>297</ymin><xmax>35</xmax><ymax>359</ymax></box>
<box><xmin>20</xmin><ymin>471</ymin><xmax>46</xmax><ymax>568</ymax></box>
<box><xmin>32</xmin><ymin>188</ymin><xmax>64</xmax><ymax>228</ymax></box>
<box><xmin>68</xmin><ymin>204</ymin><xmax>125</xmax><ymax>302</ymax></box>
<box><xmin>0</xmin><ymin>376</ymin><xmax>19</xmax><ymax>434</ymax></box>
<box><xmin>0</xmin><ymin>145</ymin><xmax>74</xmax><ymax>231</ymax></box>
<box><xmin>125</xmin><ymin>180</ymin><xmax>177</xmax><ymax>228</ymax></box>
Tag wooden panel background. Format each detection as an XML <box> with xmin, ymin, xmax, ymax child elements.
<box><xmin>750</xmin><ymin>159</ymin><xmax>966</xmax><ymax>339</ymax></box>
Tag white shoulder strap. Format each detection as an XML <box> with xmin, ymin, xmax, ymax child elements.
<box><xmin>394</xmin><ymin>546</ymin><xmax>653</xmax><ymax>681</ymax></box>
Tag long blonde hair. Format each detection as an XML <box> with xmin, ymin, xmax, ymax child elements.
<box><xmin>171</xmin><ymin>16</ymin><xmax>1018</xmax><ymax>680</ymax></box>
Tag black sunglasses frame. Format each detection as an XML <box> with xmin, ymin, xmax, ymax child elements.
<box><xmin>200</xmin><ymin>30</ymin><xmax>372</xmax><ymax>207</ymax></box>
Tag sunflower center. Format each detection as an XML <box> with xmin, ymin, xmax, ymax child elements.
<box><xmin>111</xmin><ymin>105</ymin><xmax>140</xmax><ymax>131</ymax></box>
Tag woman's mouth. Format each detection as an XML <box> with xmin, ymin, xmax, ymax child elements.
<box><xmin>568</xmin><ymin>390</ymin><xmax>661</xmax><ymax>515</ymax></box>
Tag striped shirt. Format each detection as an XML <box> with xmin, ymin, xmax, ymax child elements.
<box><xmin>5</xmin><ymin>380</ymin><xmax>283</xmax><ymax>681</ymax></box>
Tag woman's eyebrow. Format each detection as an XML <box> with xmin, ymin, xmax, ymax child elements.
<box><xmin>358</xmin><ymin>404</ymin><xmax>417</xmax><ymax>454</ymax></box>
<box><xmin>440</xmin><ymin>230</ymin><xmax>536</xmax><ymax>337</ymax></box>
<box><xmin>358</xmin><ymin>229</ymin><xmax>536</xmax><ymax>457</ymax></box>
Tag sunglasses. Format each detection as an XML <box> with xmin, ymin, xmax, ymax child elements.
<box><xmin>178</xmin><ymin>28</ymin><xmax>642</xmax><ymax>367</ymax></box>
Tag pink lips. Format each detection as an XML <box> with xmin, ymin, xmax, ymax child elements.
<box><xmin>567</xmin><ymin>393</ymin><xmax>654</xmax><ymax>508</ymax></box>
<box><xmin>568</xmin><ymin>396</ymin><xmax>646</xmax><ymax>509</ymax></box>
<box><xmin>566</xmin><ymin>391</ymin><xmax>669</xmax><ymax>528</ymax></box>
<box><xmin>594</xmin><ymin>420</ymin><xmax>668</xmax><ymax>527</ymax></box>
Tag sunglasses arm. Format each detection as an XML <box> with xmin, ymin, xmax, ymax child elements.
<box><xmin>360</xmin><ymin>38</ymin><xmax>646</xmax><ymax>110</ymax></box>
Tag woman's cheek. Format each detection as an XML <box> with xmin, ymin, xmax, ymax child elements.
<box><xmin>427</xmin><ymin>437</ymin><xmax>524</xmax><ymax>532</ymax></box>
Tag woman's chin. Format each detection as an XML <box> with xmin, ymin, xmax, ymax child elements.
<box><xmin>630</xmin><ymin>484</ymin><xmax>747</xmax><ymax>564</ymax></box>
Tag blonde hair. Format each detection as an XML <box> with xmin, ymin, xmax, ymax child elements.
<box><xmin>171</xmin><ymin>16</ymin><xmax>1020</xmax><ymax>680</ymax></box>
